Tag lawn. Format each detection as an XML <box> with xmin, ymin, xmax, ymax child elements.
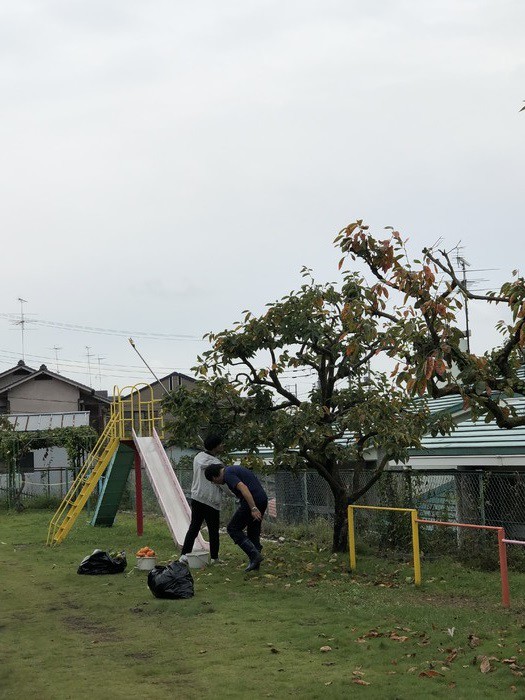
<box><xmin>1</xmin><ymin>509</ymin><xmax>525</xmax><ymax>699</ymax></box>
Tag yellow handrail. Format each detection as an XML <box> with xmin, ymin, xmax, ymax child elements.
<box><xmin>46</xmin><ymin>382</ymin><xmax>165</xmax><ymax>545</ymax></box>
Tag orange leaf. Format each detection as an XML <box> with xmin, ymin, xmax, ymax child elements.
<box><xmin>419</xmin><ymin>670</ymin><xmax>443</xmax><ymax>678</ymax></box>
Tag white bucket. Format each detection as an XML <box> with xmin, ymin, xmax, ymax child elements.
<box><xmin>186</xmin><ymin>552</ymin><xmax>208</xmax><ymax>569</ymax></box>
<box><xmin>136</xmin><ymin>556</ymin><xmax>157</xmax><ymax>571</ymax></box>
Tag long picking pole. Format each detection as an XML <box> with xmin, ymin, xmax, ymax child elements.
<box><xmin>128</xmin><ymin>338</ymin><xmax>170</xmax><ymax>396</ymax></box>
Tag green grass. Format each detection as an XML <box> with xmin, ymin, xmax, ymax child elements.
<box><xmin>2</xmin><ymin>510</ymin><xmax>525</xmax><ymax>699</ymax></box>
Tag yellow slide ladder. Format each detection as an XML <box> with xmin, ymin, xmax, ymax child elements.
<box><xmin>47</xmin><ymin>412</ymin><xmax>120</xmax><ymax>545</ymax></box>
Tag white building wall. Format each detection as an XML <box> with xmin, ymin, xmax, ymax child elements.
<box><xmin>9</xmin><ymin>378</ymin><xmax>80</xmax><ymax>413</ymax></box>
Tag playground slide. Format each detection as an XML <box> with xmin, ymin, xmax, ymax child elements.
<box><xmin>132</xmin><ymin>429</ymin><xmax>209</xmax><ymax>555</ymax></box>
<box><xmin>91</xmin><ymin>442</ymin><xmax>135</xmax><ymax>527</ymax></box>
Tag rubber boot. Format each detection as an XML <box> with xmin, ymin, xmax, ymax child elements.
<box><xmin>239</xmin><ymin>538</ymin><xmax>264</xmax><ymax>572</ymax></box>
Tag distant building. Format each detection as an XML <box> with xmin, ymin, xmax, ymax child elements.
<box><xmin>0</xmin><ymin>360</ymin><xmax>110</xmax><ymax>432</ymax></box>
<box><xmin>118</xmin><ymin>370</ymin><xmax>197</xmax><ymax>432</ymax></box>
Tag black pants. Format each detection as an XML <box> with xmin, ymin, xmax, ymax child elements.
<box><xmin>227</xmin><ymin>498</ymin><xmax>268</xmax><ymax>552</ymax></box>
<box><xmin>181</xmin><ymin>499</ymin><xmax>220</xmax><ymax>560</ymax></box>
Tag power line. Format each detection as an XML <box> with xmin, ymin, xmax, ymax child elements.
<box><xmin>0</xmin><ymin>314</ymin><xmax>204</xmax><ymax>341</ymax></box>
<box><xmin>0</xmin><ymin>347</ymin><xmax>192</xmax><ymax>373</ymax></box>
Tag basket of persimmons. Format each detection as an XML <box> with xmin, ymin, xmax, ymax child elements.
<box><xmin>135</xmin><ymin>546</ymin><xmax>157</xmax><ymax>570</ymax></box>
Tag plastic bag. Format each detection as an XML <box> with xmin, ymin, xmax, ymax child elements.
<box><xmin>147</xmin><ymin>561</ymin><xmax>194</xmax><ymax>599</ymax></box>
<box><xmin>77</xmin><ymin>549</ymin><xmax>127</xmax><ymax>575</ymax></box>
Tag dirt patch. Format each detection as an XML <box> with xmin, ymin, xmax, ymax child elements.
<box><xmin>63</xmin><ymin>615</ymin><xmax>122</xmax><ymax>642</ymax></box>
<box><xmin>124</xmin><ymin>652</ymin><xmax>154</xmax><ymax>661</ymax></box>
<box><xmin>415</xmin><ymin>592</ymin><xmax>482</xmax><ymax>609</ymax></box>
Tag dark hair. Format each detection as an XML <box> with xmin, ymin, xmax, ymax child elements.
<box><xmin>203</xmin><ymin>433</ymin><xmax>224</xmax><ymax>452</ymax></box>
<box><xmin>204</xmin><ymin>464</ymin><xmax>223</xmax><ymax>482</ymax></box>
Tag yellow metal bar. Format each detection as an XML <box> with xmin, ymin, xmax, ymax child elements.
<box><xmin>411</xmin><ymin>510</ymin><xmax>421</xmax><ymax>586</ymax></box>
<box><xmin>347</xmin><ymin>506</ymin><xmax>356</xmax><ymax>571</ymax></box>
<box><xmin>348</xmin><ymin>504</ymin><xmax>421</xmax><ymax>585</ymax></box>
<box><xmin>47</xmin><ymin>382</ymin><xmax>166</xmax><ymax>545</ymax></box>
<box><xmin>349</xmin><ymin>505</ymin><xmax>417</xmax><ymax>513</ymax></box>
<box><xmin>47</xmin><ymin>413</ymin><xmax>120</xmax><ymax>545</ymax></box>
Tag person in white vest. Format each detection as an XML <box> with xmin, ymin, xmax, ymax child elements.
<box><xmin>179</xmin><ymin>433</ymin><xmax>225</xmax><ymax>564</ymax></box>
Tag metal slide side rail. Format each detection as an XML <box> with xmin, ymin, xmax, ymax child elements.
<box><xmin>112</xmin><ymin>383</ymin><xmax>164</xmax><ymax>439</ymax></box>
<box><xmin>46</xmin><ymin>412</ymin><xmax>121</xmax><ymax>545</ymax></box>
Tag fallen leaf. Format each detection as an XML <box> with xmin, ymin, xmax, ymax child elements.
<box><xmin>419</xmin><ymin>670</ymin><xmax>443</xmax><ymax>678</ymax></box>
<box><xmin>445</xmin><ymin>650</ymin><xmax>458</xmax><ymax>664</ymax></box>
<box><xmin>480</xmin><ymin>656</ymin><xmax>491</xmax><ymax>674</ymax></box>
<box><xmin>320</xmin><ymin>646</ymin><xmax>332</xmax><ymax>652</ymax></box>
<box><xmin>468</xmin><ymin>635</ymin><xmax>480</xmax><ymax>648</ymax></box>
<box><xmin>352</xmin><ymin>679</ymin><xmax>370</xmax><ymax>686</ymax></box>
<box><xmin>390</xmin><ymin>633</ymin><xmax>408</xmax><ymax>642</ymax></box>
<box><xmin>447</xmin><ymin>627</ymin><xmax>455</xmax><ymax>637</ymax></box>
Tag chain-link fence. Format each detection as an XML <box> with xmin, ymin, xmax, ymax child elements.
<box><xmin>4</xmin><ymin>463</ymin><xmax>525</xmax><ymax>566</ymax></box>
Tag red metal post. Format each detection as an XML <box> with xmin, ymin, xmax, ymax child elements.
<box><xmin>134</xmin><ymin>445</ymin><xmax>143</xmax><ymax>537</ymax></box>
<box><xmin>497</xmin><ymin>528</ymin><xmax>510</xmax><ymax>608</ymax></box>
<box><xmin>417</xmin><ymin>519</ymin><xmax>511</xmax><ymax>608</ymax></box>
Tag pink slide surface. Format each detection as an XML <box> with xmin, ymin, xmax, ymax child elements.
<box><xmin>132</xmin><ymin>429</ymin><xmax>209</xmax><ymax>553</ymax></box>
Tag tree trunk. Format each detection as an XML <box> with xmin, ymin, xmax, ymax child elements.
<box><xmin>330</xmin><ymin>481</ymin><xmax>349</xmax><ymax>553</ymax></box>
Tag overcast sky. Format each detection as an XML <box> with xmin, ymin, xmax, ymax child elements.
<box><xmin>1</xmin><ymin>0</ymin><xmax>523</xmax><ymax>395</ymax></box>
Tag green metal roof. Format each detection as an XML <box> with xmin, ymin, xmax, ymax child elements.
<box><xmin>417</xmin><ymin>368</ymin><xmax>525</xmax><ymax>456</ymax></box>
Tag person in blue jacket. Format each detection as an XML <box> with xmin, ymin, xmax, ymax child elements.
<box><xmin>205</xmin><ymin>463</ymin><xmax>268</xmax><ymax>572</ymax></box>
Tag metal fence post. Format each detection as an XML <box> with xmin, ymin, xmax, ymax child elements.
<box><xmin>479</xmin><ymin>472</ymin><xmax>486</xmax><ymax>525</ymax></box>
<box><xmin>303</xmin><ymin>471</ymin><xmax>308</xmax><ymax>524</ymax></box>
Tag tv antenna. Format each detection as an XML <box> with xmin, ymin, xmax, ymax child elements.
<box><xmin>51</xmin><ymin>345</ymin><xmax>62</xmax><ymax>373</ymax></box>
<box><xmin>96</xmin><ymin>355</ymin><xmax>105</xmax><ymax>388</ymax></box>
<box><xmin>454</xmin><ymin>252</ymin><xmax>472</xmax><ymax>352</ymax></box>
<box><xmin>14</xmin><ymin>298</ymin><xmax>29</xmax><ymax>361</ymax></box>
<box><xmin>85</xmin><ymin>346</ymin><xmax>94</xmax><ymax>387</ymax></box>
<box><xmin>454</xmin><ymin>248</ymin><xmax>496</xmax><ymax>354</ymax></box>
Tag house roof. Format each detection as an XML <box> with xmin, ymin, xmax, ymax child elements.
<box><xmin>0</xmin><ymin>362</ymin><xmax>111</xmax><ymax>403</ymax></box>
<box><xmin>414</xmin><ymin>408</ymin><xmax>525</xmax><ymax>456</ymax></box>
<box><xmin>0</xmin><ymin>360</ymin><xmax>35</xmax><ymax>382</ymax></box>
<box><xmin>413</xmin><ymin>365</ymin><xmax>525</xmax><ymax>458</ymax></box>
<box><xmin>8</xmin><ymin>412</ymin><xmax>91</xmax><ymax>431</ymax></box>
<box><xmin>120</xmin><ymin>370</ymin><xmax>196</xmax><ymax>397</ymax></box>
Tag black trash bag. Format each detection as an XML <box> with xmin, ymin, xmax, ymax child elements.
<box><xmin>77</xmin><ymin>549</ymin><xmax>127</xmax><ymax>575</ymax></box>
<box><xmin>147</xmin><ymin>561</ymin><xmax>194</xmax><ymax>599</ymax></box>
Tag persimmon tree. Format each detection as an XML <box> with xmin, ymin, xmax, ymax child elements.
<box><xmin>163</xmin><ymin>270</ymin><xmax>452</xmax><ymax>552</ymax></box>
<box><xmin>335</xmin><ymin>221</ymin><xmax>525</xmax><ymax>426</ymax></box>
